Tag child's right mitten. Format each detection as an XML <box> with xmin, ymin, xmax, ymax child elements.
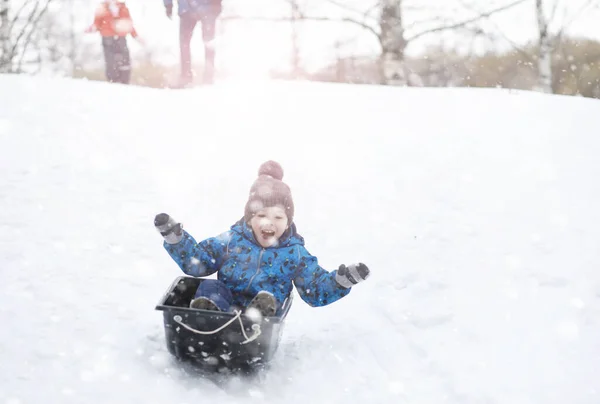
<box><xmin>335</xmin><ymin>263</ymin><xmax>370</xmax><ymax>288</ymax></box>
<box><xmin>154</xmin><ymin>213</ymin><xmax>183</xmax><ymax>244</ymax></box>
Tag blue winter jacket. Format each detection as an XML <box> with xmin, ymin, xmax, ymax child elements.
<box><xmin>163</xmin><ymin>0</ymin><xmax>222</xmax><ymax>16</ymax></box>
<box><xmin>163</xmin><ymin>219</ymin><xmax>351</xmax><ymax>313</ymax></box>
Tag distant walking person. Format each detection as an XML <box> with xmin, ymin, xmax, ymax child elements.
<box><xmin>164</xmin><ymin>0</ymin><xmax>223</xmax><ymax>87</ymax></box>
<box><xmin>86</xmin><ymin>0</ymin><xmax>141</xmax><ymax>85</ymax></box>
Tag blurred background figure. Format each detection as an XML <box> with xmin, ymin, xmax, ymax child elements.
<box><xmin>86</xmin><ymin>0</ymin><xmax>141</xmax><ymax>85</ymax></box>
<box><xmin>164</xmin><ymin>0</ymin><xmax>223</xmax><ymax>87</ymax></box>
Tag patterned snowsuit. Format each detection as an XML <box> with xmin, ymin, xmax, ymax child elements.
<box><xmin>163</xmin><ymin>219</ymin><xmax>351</xmax><ymax>314</ymax></box>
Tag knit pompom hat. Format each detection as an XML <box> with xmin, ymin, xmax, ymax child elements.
<box><xmin>244</xmin><ymin>161</ymin><xmax>294</xmax><ymax>224</ymax></box>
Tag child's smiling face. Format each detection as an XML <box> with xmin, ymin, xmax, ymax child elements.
<box><xmin>249</xmin><ymin>205</ymin><xmax>289</xmax><ymax>248</ymax></box>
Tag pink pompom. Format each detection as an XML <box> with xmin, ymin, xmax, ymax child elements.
<box><xmin>258</xmin><ymin>160</ymin><xmax>284</xmax><ymax>180</ymax></box>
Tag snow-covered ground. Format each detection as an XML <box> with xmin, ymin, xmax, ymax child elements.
<box><xmin>1</xmin><ymin>75</ymin><xmax>599</xmax><ymax>404</ymax></box>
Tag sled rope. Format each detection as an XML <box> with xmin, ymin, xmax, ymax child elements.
<box><xmin>172</xmin><ymin>311</ymin><xmax>261</xmax><ymax>344</ymax></box>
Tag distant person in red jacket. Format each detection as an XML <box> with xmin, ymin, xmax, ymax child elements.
<box><xmin>86</xmin><ymin>0</ymin><xmax>141</xmax><ymax>85</ymax></box>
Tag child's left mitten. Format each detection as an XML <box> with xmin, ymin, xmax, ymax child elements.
<box><xmin>154</xmin><ymin>213</ymin><xmax>183</xmax><ymax>244</ymax></box>
<box><xmin>335</xmin><ymin>263</ymin><xmax>370</xmax><ymax>288</ymax></box>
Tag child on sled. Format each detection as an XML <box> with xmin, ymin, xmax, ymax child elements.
<box><xmin>154</xmin><ymin>161</ymin><xmax>370</xmax><ymax>317</ymax></box>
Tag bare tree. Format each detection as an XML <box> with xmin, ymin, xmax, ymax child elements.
<box><xmin>0</xmin><ymin>0</ymin><xmax>55</xmax><ymax>73</ymax></box>
<box><xmin>379</xmin><ymin>0</ymin><xmax>407</xmax><ymax>85</ymax></box>
<box><xmin>536</xmin><ymin>0</ymin><xmax>600</xmax><ymax>93</ymax></box>
<box><xmin>471</xmin><ymin>0</ymin><xmax>600</xmax><ymax>94</ymax></box>
<box><xmin>322</xmin><ymin>0</ymin><xmax>528</xmax><ymax>85</ymax></box>
<box><xmin>67</xmin><ymin>0</ymin><xmax>77</xmax><ymax>76</ymax></box>
<box><xmin>535</xmin><ymin>0</ymin><xmax>552</xmax><ymax>92</ymax></box>
<box><xmin>288</xmin><ymin>0</ymin><xmax>303</xmax><ymax>78</ymax></box>
<box><xmin>0</xmin><ymin>0</ymin><xmax>10</xmax><ymax>72</ymax></box>
<box><xmin>211</xmin><ymin>0</ymin><xmax>527</xmax><ymax>85</ymax></box>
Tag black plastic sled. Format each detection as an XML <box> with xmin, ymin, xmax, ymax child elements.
<box><xmin>155</xmin><ymin>276</ymin><xmax>292</xmax><ymax>373</ymax></box>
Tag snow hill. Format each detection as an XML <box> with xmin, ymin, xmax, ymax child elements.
<box><xmin>1</xmin><ymin>75</ymin><xmax>600</xmax><ymax>404</ymax></box>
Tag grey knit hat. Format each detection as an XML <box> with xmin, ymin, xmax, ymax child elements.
<box><xmin>244</xmin><ymin>161</ymin><xmax>294</xmax><ymax>224</ymax></box>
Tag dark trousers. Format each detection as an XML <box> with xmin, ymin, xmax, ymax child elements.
<box><xmin>102</xmin><ymin>36</ymin><xmax>131</xmax><ymax>84</ymax></box>
<box><xmin>193</xmin><ymin>279</ymin><xmax>233</xmax><ymax>312</ymax></box>
<box><xmin>179</xmin><ymin>6</ymin><xmax>221</xmax><ymax>82</ymax></box>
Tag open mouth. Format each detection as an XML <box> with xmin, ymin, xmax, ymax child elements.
<box><xmin>261</xmin><ymin>229</ymin><xmax>275</xmax><ymax>238</ymax></box>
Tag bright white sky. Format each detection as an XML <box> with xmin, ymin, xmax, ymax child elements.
<box><xmin>1</xmin><ymin>73</ymin><xmax>600</xmax><ymax>403</ymax></box>
<box><xmin>67</xmin><ymin>0</ymin><xmax>600</xmax><ymax>77</ymax></box>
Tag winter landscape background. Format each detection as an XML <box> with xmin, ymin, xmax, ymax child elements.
<box><xmin>3</xmin><ymin>0</ymin><xmax>600</xmax><ymax>96</ymax></box>
<box><xmin>1</xmin><ymin>74</ymin><xmax>600</xmax><ymax>403</ymax></box>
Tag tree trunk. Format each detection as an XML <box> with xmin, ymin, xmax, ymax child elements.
<box><xmin>535</xmin><ymin>0</ymin><xmax>553</xmax><ymax>93</ymax></box>
<box><xmin>379</xmin><ymin>0</ymin><xmax>407</xmax><ymax>85</ymax></box>
<box><xmin>68</xmin><ymin>0</ymin><xmax>77</xmax><ymax>76</ymax></box>
<box><xmin>0</xmin><ymin>0</ymin><xmax>10</xmax><ymax>72</ymax></box>
<box><xmin>290</xmin><ymin>0</ymin><xmax>301</xmax><ymax>78</ymax></box>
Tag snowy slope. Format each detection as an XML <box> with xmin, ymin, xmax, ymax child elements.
<box><xmin>1</xmin><ymin>75</ymin><xmax>600</xmax><ymax>404</ymax></box>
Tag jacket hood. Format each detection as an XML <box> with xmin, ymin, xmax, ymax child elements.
<box><xmin>230</xmin><ymin>218</ymin><xmax>305</xmax><ymax>248</ymax></box>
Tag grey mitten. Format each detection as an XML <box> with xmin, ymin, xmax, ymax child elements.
<box><xmin>154</xmin><ymin>213</ymin><xmax>183</xmax><ymax>244</ymax></box>
<box><xmin>335</xmin><ymin>263</ymin><xmax>370</xmax><ymax>288</ymax></box>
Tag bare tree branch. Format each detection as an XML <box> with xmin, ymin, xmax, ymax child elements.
<box><xmin>557</xmin><ymin>0</ymin><xmax>599</xmax><ymax>35</ymax></box>
<box><xmin>457</xmin><ymin>0</ymin><xmax>533</xmax><ymax>61</ymax></box>
<box><xmin>9</xmin><ymin>0</ymin><xmax>42</xmax><ymax>58</ymax></box>
<box><xmin>406</xmin><ymin>0</ymin><xmax>528</xmax><ymax>42</ymax></box>
<box><xmin>324</xmin><ymin>0</ymin><xmax>373</xmax><ymax>17</ymax></box>
<box><xmin>10</xmin><ymin>0</ymin><xmax>36</xmax><ymax>35</ymax></box>
<box><xmin>16</xmin><ymin>0</ymin><xmax>52</xmax><ymax>72</ymax></box>
<box><xmin>547</xmin><ymin>0</ymin><xmax>560</xmax><ymax>25</ymax></box>
<box><xmin>406</xmin><ymin>15</ymin><xmax>455</xmax><ymax>31</ymax></box>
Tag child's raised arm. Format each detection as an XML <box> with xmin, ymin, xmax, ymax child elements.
<box><xmin>292</xmin><ymin>246</ymin><xmax>370</xmax><ymax>307</ymax></box>
<box><xmin>154</xmin><ymin>213</ymin><xmax>228</xmax><ymax>277</ymax></box>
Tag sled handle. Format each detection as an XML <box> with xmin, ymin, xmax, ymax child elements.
<box><xmin>173</xmin><ymin>311</ymin><xmax>261</xmax><ymax>345</ymax></box>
